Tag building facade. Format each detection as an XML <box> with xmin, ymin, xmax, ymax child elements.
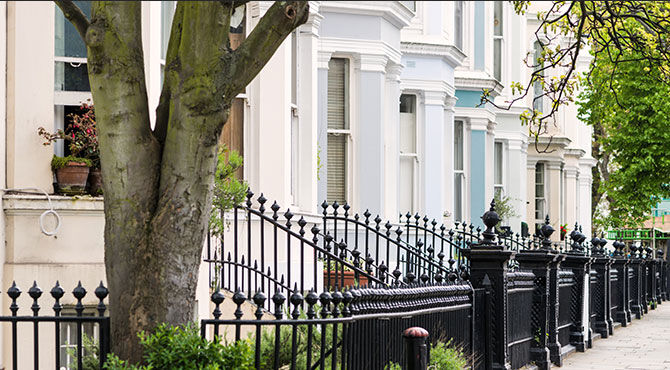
<box><xmin>0</xmin><ymin>1</ymin><xmax>594</xmax><ymax>367</ymax></box>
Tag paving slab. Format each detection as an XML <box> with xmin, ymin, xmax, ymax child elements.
<box><xmin>562</xmin><ymin>303</ymin><xmax>670</xmax><ymax>369</ymax></box>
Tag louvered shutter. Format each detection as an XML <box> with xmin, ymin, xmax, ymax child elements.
<box><xmin>327</xmin><ymin>58</ymin><xmax>348</xmax><ymax>203</ymax></box>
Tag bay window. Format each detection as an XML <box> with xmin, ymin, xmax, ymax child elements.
<box><xmin>327</xmin><ymin>58</ymin><xmax>350</xmax><ymax>204</ymax></box>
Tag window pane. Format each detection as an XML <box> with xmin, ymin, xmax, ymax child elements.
<box><xmin>327</xmin><ymin>58</ymin><xmax>349</xmax><ymax>130</ymax></box>
<box><xmin>454</xmin><ymin>120</ymin><xmax>464</xmax><ymax>171</ymax></box>
<box><xmin>533</xmin><ymin>41</ymin><xmax>543</xmax><ymax>112</ymax></box>
<box><xmin>55</xmin><ymin>1</ymin><xmax>90</xmax><ymax>58</ymax></box>
<box><xmin>454</xmin><ymin>1</ymin><xmax>463</xmax><ymax>50</ymax></box>
<box><xmin>161</xmin><ymin>1</ymin><xmax>176</xmax><ymax>60</ymax></box>
<box><xmin>55</xmin><ymin>61</ymin><xmax>90</xmax><ymax>92</ymax></box>
<box><xmin>399</xmin><ymin>157</ymin><xmax>414</xmax><ymax>213</ymax></box>
<box><xmin>494</xmin><ymin>39</ymin><xmax>502</xmax><ymax>81</ymax></box>
<box><xmin>327</xmin><ymin>134</ymin><xmax>346</xmax><ymax>203</ymax></box>
<box><xmin>535</xmin><ymin>199</ymin><xmax>544</xmax><ymax>220</ymax></box>
<box><xmin>494</xmin><ymin>142</ymin><xmax>503</xmax><ymax>185</ymax></box>
<box><xmin>400</xmin><ymin>95</ymin><xmax>416</xmax><ymax>154</ymax></box>
<box><xmin>494</xmin><ymin>1</ymin><xmax>503</xmax><ymax>36</ymax></box>
<box><xmin>454</xmin><ymin>174</ymin><xmax>463</xmax><ymax>221</ymax></box>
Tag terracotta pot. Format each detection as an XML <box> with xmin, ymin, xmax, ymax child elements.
<box><xmin>88</xmin><ymin>168</ymin><xmax>103</xmax><ymax>195</ymax></box>
<box><xmin>323</xmin><ymin>270</ymin><xmax>368</xmax><ymax>290</ymax></box>
<box><xmin>55</xmin><ymin>162</ymin><xmax>89</xmax><ymax>195</ymax></box>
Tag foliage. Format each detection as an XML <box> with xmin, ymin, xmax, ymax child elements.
<box><xmin>578</xmin><ymin>45</ymin><xmax>670</xmax><ymax>228</ymax></box>
<box><xmin>493</xmin><ymin>192</ymin><xmax>520</xmax><ymax>228</ymax></box>
<box><xmin>51</xmin><ymin>155</ymin><xmax>93</xmax><ymax>170</ymax></box>
<box><xmin>103</xmin><ymin>323</ymin><xmax>254</xmax><ymax>369</ymax></box>
<box><xmin>384</xmin><ymin>362</ymin><xmax>402</xmax><ymax>370</ymax></box>
<box><xmin>209</xmin><ymin>146</ymin><xmax>247</xmax><ymax>237</ymax></box>
<box><xmin>39</xmin><ymin>102</ymin><xmax>99</xmax><ymax>168</ymax></box>
<box><xmin>66</xmin><ymin>333</ymin><xmax>100</xmax><ymax>370</ymax></box>
<box><xmin>429</xmin><ymin>340</ymin><xmax>468</xmax><ymax>370</ymax></box>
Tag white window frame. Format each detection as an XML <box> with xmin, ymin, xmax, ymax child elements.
<box><xmin>494</xmin><ymin>140</ymin><xmax>505</xmax><ymax>198</ymax></box>
<box><xmin>454</xmin><ymin>1</ymin><xmax>464</xmax><ymax>51</ymax></box>
<box><xmin>58</xmin><ymin>308</ymin><xmax>99</xmax><ymax>370</ymax></box>
<box><xmin>532</xmin><ymin>40</ymin><xmax>544</xmax><ymax>112</ymax></box>
<box><xmin>399</xmin><ymin>93</ymin><xmax>419</xmax><ymax>214</ymax></box>
<box><xmin>492</xmin><ymin>1</ymin><xmax>504</xmax><ymax>82</ymax></box>
<box><xmin>454</xmin><ymin>119</ymin><xmax>466</xmax><ymax>222</ymax></box>
<box><xmin>535</xmin><ymin>162</ymin><xmax>546</xmax><ymax>222</ymax></box>
<box><xmin>326</xmin><ymin>56</ymin><xmax>353</xmax><ymax>204</ymax></box>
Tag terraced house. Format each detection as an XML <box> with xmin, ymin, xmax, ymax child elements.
<box><xmin>0</xmin><ymin>1</ymin><xmax>595</xmax><ymax>368</ymax></box>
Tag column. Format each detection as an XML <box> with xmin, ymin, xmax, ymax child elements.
<box><xmin>357</xmin><ymin>54</ymin><xmax>388</xmax><ymax>215</ymax></box>
<box><xmin>578</xmin><ymin>158</ymin><xmax>595</xmax><ymax>237</ymax></box>
<box><xmin>526</xmin><ymin>159</ymin><xmax>537</xmax><ymax>234</ymax></box>
<box><xmin>564</xmin><ymin>165</ymin><xmax>579</xmax><ymax>225</ymax></box>
<box><xmin>423</xmin><ymin>91</ymin><xmax>446</xmax><ymax>221</ymax></box>
<box><xmin>546</xmin><ymin>161</ymin><xmax>563</xmax><ymax>240</ymax></box>
<box><xmin>383</xmin><ymin>63</ymin><xmax>402</xmax><ymax>220</ymax></box>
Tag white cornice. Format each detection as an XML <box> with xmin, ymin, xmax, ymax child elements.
<box><xmin>319</xmin><ymin>1</ymin><xmax>414</xmax><ymax>29</ymax></box>
<box><xmin>565</xmin><ymin>147</ymin><xmax>586</xmax><ymax>158</ymax></box>
<box><xmin>533</xmin><ymin>135</ymin><xmax>572</xmax><ymax>149</ymax></box>
<box><xmin>400</xmin><ymin>79</ymin><xmax>455</xmax><ymax>100</ymax></box>
<box><xmin>320</xmin><ymin>37</ymin><xmax>402</xmax><ymax>65</ymax></box>
<box><xmin>359</xmin><ymin>54</ymin><xmax>389</xmax><ymax>72</ymax></box>
<box><xmin>317</xmin><ymin>50</ymin><xmax>333</xmax><ymax>69</ymax></box>
<box><xmin>455</xmin><ymin>107</ymin><xmax>496</xmax><ymax>124</ymax></box>
<box><xmin>454</xmin><ymin>71</ymin><xmax>504</xmax><ymax>97</ymax></box>
<box><xmin>400</xmin><ymin>42</ymin><xmax>467</xmax><ymax>68</ymax></box>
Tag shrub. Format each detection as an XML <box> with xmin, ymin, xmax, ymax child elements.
<box><xmin>103</xmin><ymin>323</ymin><xmax>254</xmax><ymax>369</ymax></box>
<box><xmin>209</xmin><ymin>146</ymin><xmax>247</xmax><ymax>237</ymax></box>
<box><xmin>429</xmin><ymin>340</ymin><xmax>468</xmax><ymax>370</ymax></box>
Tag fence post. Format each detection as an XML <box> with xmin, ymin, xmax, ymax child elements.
<box><xmin>463</xmin><ymin>200</ymin><xmax>513</xmax><ymax>370</ymax></box>
<box><xmin>514</xmin><ymin>216</ymin><xmax>557</xmax><ymax>370</ymax></box>
<box><xmin>403</xmin><ymin>327</ymin><xmax>429</xmax><ymax>370</ymax></box>
<box><xmin>590</xmin><ymin>237</ymin><xmax>613</xmax><ymax>338</ymax></box>
<box><xmin>611</xmin><ymin>240</ymin><xmax>631</xmax><ymax>326</ymax></box>
<box><xmin>655</xmin><ymin>250</ymin><xmax>664</xmax><ymax>304</ymax></box>
<box><xmin>628</xmin><ymin>243</ymin><xmax>644</xmax><ymax>319</ymax></box>
<box><xmin>647</xmin><ymin>245</ymin><xmax>657</xmax><ymax>309</ymax></box>
<box><xmin>561</xmin><ymin>224</ymin><xmax>593</xmax><ymax>352</ymax></box>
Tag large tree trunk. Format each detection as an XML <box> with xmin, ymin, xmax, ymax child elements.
<box><xmin>56</xmin><ymin>0</ymin><xmax>309</xmax><ymax>362</ymax></box>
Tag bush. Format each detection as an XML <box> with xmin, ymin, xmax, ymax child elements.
<box><xmin>429</xmin><ymin>340</ymin><xmax>468</xmax><ymax>370</ymax></box>
<box><xmin>103</xmin><ymin>323</ymin><xmax>254</xmax><ymax>369</ymax></box>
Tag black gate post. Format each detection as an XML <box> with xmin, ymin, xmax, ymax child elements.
<box><xmin>561</xmin><ymin>224</ymin><xmax>593</xmax><ymax>352</ymax></box>
<box><xmin>463</xmin><ymin>201</ymin><xmax>513</xmax><ymax>370</ymax></box>
<box><xmin>514</xmin><ymin>217</ymin><xmax>557</xmax><ymax>370</ymax></box>
<box><xmin>647</xmin><ymin>245</ymin><xmax>657</xmax><ymax>309</ymax></box>
<box><xmin>590</xmin><ymin>237</ymin><xmax>612</xmax><ymax>338</ymax></box>
<box><xmin>611</xmin><ymin>240</ymin><xmax>630</xmax><ymax>326</ymax></box>
<box><xmin>628</xmin><ymin>243</ymin><xmax>644</xmax><ymax>319</ymax></box>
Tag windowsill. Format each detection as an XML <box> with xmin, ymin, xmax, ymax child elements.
<box><xmin>3</xmin><ymin>193</ymin><xmax>104</xmax><ymax>214</ymax></box>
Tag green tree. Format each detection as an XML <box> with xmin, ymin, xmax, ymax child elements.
<box><xmin>55</xmin><ymin>0</ymin><xmax>309</xmax><ymax>361</ymax></box>
<box><xmin>578</xmin><ymin>48</ymin><xmax>670</xmax><ymax>228</ymax></box>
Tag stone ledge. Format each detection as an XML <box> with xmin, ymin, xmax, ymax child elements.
<box><xmin>3</xmin><ymin>193</ymin><xmax>104</xmax><ymax>215</ymax></box>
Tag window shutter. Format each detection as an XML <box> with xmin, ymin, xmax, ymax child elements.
<box><xmin>327</xmin><ymin>58</ymin><xmax>348</xmax><ymax>203</ymax></box>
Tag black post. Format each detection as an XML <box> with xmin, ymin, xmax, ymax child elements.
<box><xmin>516</xmin><ymin>217</ymin><xmax>559</xmax><ymax>370</ymax></box>
<box><xmin>404</xmin><ymin>327</ymin><xmax>429</xmax><ymax>370</ymax></box>
<box><xmin>463</xmin><ymin>200</ymin><xmax>513</xmax><ymax>370</ymax></box>
<box><xmin>591</xmin><ymin>237</ymin><xmax>613</xmax><ymax>338</ymax></box>
<box><xmin>628</xmin><ymin>243</ymin><xmax>644</xmax><ymax>319</ymax></box>
<box><xmin>561</xmin><ymin>224</ymin><xmax>593</xmax><ymax>352</ymax></box>
<box><xmin>611</xmin><ymin>240</ymin><xmax>631</xmax><ymax>325</ymax></box>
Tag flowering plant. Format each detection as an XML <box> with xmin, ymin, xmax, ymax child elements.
<box><xmin>38</xmin><ymin>101</ymin><xmax>99</xmax><ymax>168</ymax></box>
<box><xmin>560</xmin><ymin>224</ymin><xmax>568</xmax><ymax>240</ymax></box>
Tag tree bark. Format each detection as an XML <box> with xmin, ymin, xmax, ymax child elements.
<box><xmin>57</xmin><ymin>0</ymin><xmax>309</xmax><ymax>362</ymax></box>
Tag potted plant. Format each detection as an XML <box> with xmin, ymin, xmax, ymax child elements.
<box><xmin>322</xmin><ymin>258</ymin><xmax>368</xmax><ymax>290</ymax></box>
<box><xmin>560</xmin><ymin>224</ymin><xmax>568</xmax><ymax>241</ymax></box>
<box><xmin>39</xmin><ymin>102</ymin><xmax>100</xmax><ymax>195</ymax></box>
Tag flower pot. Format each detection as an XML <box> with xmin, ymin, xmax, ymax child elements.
<box><xmin>88</xmin><ymin>168</ymin><xmax>102</xmax><ymax>195</ymax></box>
<box><xmin>55</xmin><ymin>161</ymin><xmax>89</xmax><ymax>195</ymax></box>
<box><xmin>323</xmin><ymin>270</ymin><xmax>368</xmax><ymax>290</ymax></box>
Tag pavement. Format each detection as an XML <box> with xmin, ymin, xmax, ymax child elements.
<box><xmin>561</xmin><ymin>302</ymin><xmax>670</xmax><ymax>369</ymax></box>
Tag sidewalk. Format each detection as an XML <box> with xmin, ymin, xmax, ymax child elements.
<box><xmin>562</xmin><ymin>303</ymin><xmax>670</xmax><ymax>369</ymax></box>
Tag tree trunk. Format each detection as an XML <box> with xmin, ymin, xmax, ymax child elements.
<box><xmin>55</xmin><ymin>0</ymin><xmax>309</xmax><ymax>362</ymax></box>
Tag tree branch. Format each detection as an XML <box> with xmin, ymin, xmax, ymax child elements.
<box><xmin>54</xmin><ymin>0</ymin><xmax>90</xmax><ymax>41</ymax></box>
<box><xmin>224</xmin><ymin>1</ymin><xmax>309</xmax><ymax>99</ymax></box>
